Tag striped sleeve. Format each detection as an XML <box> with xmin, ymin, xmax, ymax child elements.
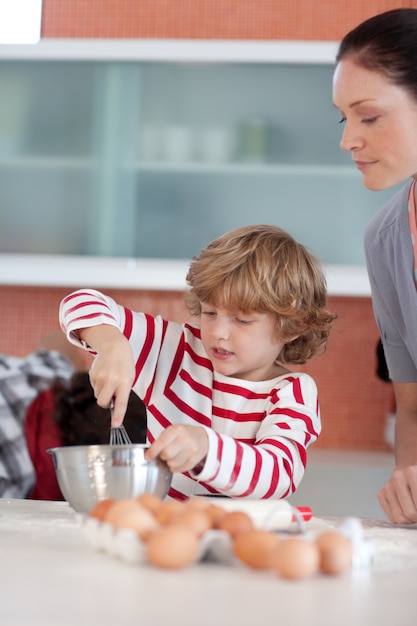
<box><xmin>59</xmin><ymin>289</ymin><xmax>124</xmax><ymax>346</ymax></box>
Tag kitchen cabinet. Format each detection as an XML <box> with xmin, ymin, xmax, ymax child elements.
<box><xmin>0</xmin><ymin>40</ymin><xmax>398</xmax><ymax>289</ymax></box>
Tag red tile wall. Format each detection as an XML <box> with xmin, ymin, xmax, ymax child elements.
<box><xmin>1</xmin><ymin>1</ymin><xmax>402</xmax><ymax>451</ymax></box>
<box><xmin>41</xmin><ymin>0</ymin><xmax>414</xmax><ymax>41</ymax></box>
<box><xmin>0</xmin><ymin>286</ymin><xmax>393</xmax><ymax>452</ymax></box>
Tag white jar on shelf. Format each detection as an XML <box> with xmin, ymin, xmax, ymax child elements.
<box><xmin>162</xmin><ymin>125</ymin><xmax>195</xmax><ymax>162</ymax></box>
<box><xmin>198</xmin><ymin>127</ymin><xmax>235</xmax><ymax>163</ymax></box>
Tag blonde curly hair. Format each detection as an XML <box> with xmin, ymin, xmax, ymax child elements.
<box><xmin>185</xmin><ymin>225</ymin><xmax>336</xmax><ymax>364</ymax></box>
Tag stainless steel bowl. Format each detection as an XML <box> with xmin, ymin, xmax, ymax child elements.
<box><xmin>47</xmin><ymin>444</ymin><xmax>172</xmax><ymax>513</ymax></box>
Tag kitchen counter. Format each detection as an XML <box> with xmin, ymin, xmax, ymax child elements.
<box><xmin>1</xmin><ymin>499</ymin><xmax>416</xmax><ymax>626</ymax></box>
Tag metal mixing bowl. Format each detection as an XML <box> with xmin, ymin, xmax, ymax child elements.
<box><xmin>47</xmin><ymin>444</ymin><xmax>172</xmax><ymax>513</ymax></box>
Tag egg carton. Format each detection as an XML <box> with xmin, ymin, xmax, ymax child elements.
<box><xmin>82</xmin><ymin>514</ymin><xmax>373</xmax><ymax>570</ymax></box>
<box><xmin>83</xmin><ymin>516</ymin><xmax>240</xmax><ymax>566</ymax></box>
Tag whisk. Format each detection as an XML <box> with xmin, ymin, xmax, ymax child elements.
<box><xmin>109</xmin><ymin>402</ymin><xmax>132</xmax><ymax>445</ymax></box>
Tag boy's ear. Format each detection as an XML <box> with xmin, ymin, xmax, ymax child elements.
<box><xmin>285</xmin><ymin>334</ymin><xmax>300</xmax><ymax>344</ymax></box>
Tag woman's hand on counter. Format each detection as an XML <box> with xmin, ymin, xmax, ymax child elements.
<box><xmin>378</xmin><ymin>465</ymin><xmax>417</xmax><ymax>525</ymax></box>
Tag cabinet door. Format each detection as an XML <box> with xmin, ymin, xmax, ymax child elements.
<box><xmin>0</xmin><ymin>61</ymin><xmax>93</xmax><ymax>254</ymax></box>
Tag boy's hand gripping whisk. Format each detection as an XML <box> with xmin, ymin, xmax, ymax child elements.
<box><xmin>109</xmin><ymin>402</ymin><xmax>132</xmax><ymax>445</ymax></box>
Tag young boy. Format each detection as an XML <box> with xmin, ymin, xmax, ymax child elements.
<box><xmin>59</xmin><ymin>225</ymin><xmax>335</xmax><ymax>501</ymax></box>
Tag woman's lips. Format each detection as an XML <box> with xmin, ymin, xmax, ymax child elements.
<box><xmin>355</xmin><ymin>160</ymin><xmax>377</xmax><ymax>171</ymax></box>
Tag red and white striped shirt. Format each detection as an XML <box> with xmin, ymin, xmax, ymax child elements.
<box><xmin>60</xmin><ymin>289</ymin><xmax>321</xmax><ymax>501</ymax></box>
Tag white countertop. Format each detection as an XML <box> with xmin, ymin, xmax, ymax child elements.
<box><xmin>0</xmin><ymin>254</ymin><xmax>371</xmax><ymax>296</ymax></box>
<box><xmin>1</xmin><ymin>499</ymin><xmax>416</xmax><ymax>626</ymax></box>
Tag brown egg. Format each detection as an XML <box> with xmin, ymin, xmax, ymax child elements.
<box><xmin>184</xmin><ymin>497</ymin><xmax>211</xmax><ymax>511</ymax></box>
<box><xmin>136</xmin><ymin>493</ymin><xmax>163</xmax><ymax>514</ymax></box>
<box><xmin>171</xmin><ymin>508</ymin><xmax>212</xmax><ymax>537</ymax></box>
<box><xmin>206</xmin><ymin>503</ymin><xmax>228</xmax><ymax>528</ymax></box>
<box><xmin>217</xmin><ymin>511</ymin><xmax>254</xmax><ymax>539</ymax></box>
<box><xmin>146</xmin><ymin>525</ymin><xmax>200</xmax><ymax>569</ymax></box>
<box><xmin>104</xmin><ymin>499</ymin><xmax>159</xmax><ymax>540</ymax></box>
<box><xmin>272</xmin><ymin>537</ymin><xmax>319</xmax><ymax>580</ymax></box>
<box><xmin>234</xmin><ymin>529</ymin><xmax>281</xmax><ymax>570</ymax></box>
<box><xmin>315</xmin><ymin>531</ymin><xmax>352</xmax><ymax>575</ymax></box>
<box><xmin>154</xmin><ymin>499</ymin><xmax>184</xmax><ymax>526</ymax></box>
<box><xmin>89</xmin><ymin>498</ymin><xmax>115</xmax><ymax>520</ymax></box>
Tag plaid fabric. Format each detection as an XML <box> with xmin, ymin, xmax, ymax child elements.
<box><xmin>0</xmin><ymin>350</ymin><xmax>74</xmax><ymax>498</ymax></box>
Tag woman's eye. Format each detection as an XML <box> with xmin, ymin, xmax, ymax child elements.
<box><xmin>338</xmin><ymin>115</ymin><xmax>378</xmax><ymax>125</ymax></box>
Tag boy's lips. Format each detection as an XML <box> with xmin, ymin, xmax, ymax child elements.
<box><xmin>212</xmin><ymin>346</ymin><xmax>234</xmax><ymax>359</ymax></box>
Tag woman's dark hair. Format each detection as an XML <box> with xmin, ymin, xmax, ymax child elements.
<box><xmin>51</xmin><ymin>372</ymin><xmax>147</xmax><ymax>446</ymax></box>
<box><xmin>336</xmin><ymin>8</ymin><xmax>417</xmax><ymax>101</ymax></box>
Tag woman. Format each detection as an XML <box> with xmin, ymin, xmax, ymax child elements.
<box><xmin>333</xmin><ymin>8</ymin><xmax>417</xmax><ymax>524</ymax></box>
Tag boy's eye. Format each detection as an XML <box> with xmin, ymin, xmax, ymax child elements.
<box><xmin>236</xmin><ymin>316</ymin><xmax>252</xmax><ymax>325</ymax></box>
<box><xmin>201</xmin><ymin>310</ymin><xmax>216</xmax><ymax>317</ymax></box>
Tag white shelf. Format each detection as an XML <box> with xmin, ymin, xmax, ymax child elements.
<box><xmin>133</xmin><ymin>162</ymin><xmax>353</xmax><ymax>175</ymax></box>
<box><xmin>0</xmin><ymin>253</ymin><xmax>370</xmax><ymax>296</ymax></box>
<box><xmin>0</xmin><ymin>38</ymin><xmax>339</xmax><ymax>63</ymax></box>
<box><xmin>0</xmin><ymin>254</ymin><xmax>190</xmax><ymax>291</ymax></box>
<box><xmin>0</xmin><ymin>156</ymin><xmax>92</xmax><ymax>168</ymax></box>
<box><xmin>0</xmin><ymin>157</ymin><xmax>353</xmax><ymax>175</ymax></box>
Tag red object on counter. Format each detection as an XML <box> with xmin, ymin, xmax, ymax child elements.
<box><xmin>293</xmin><ymin>506</ymin><xmax>313</xmax><ymax>522</ymax></box>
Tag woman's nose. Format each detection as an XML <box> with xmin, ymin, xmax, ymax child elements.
<box><xmin>339</xmin><ymin>121</ymin><xmax>364</xmax><ymax>153</ymax></box>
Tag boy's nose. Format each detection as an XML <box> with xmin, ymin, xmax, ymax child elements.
<box><xmin>212</xmin><ymin>317</ymin><xmax>230</xmax><ymax>339</ymax></box>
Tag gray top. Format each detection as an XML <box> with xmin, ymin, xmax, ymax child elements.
<box><xmin>365</xmin><ymin>181</ymin><xmax>417</xmax><ymax>382</ymax></box>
